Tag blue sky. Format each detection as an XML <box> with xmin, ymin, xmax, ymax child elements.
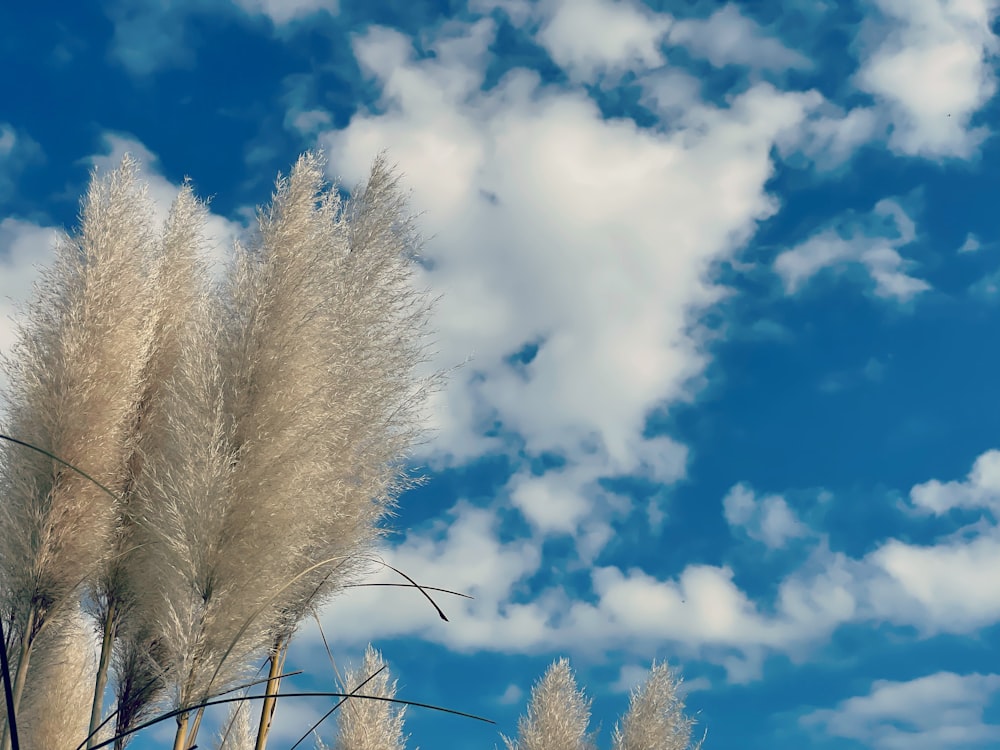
<box><xmin>2</xmin><ymin>0</ymin><xmax>1000</xmax><ymax>748</ymax></box>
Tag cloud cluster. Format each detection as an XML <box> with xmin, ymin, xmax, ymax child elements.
<box><xmin>773</xmin><ymin>198</ymin><xmax>930</xmax><ymax>300</ymax></box>
<box><xmin>802</xmin><ymin>672</ymin><xmax>1000</xmax><ymax>749</ymax></box>
<box><xmin>855</xmin><ymin>0</ymin><xmax>999</xmax><ymax>159</ymax></box>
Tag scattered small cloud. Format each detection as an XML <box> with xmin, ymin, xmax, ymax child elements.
<box><xmin>287</xmin><ymin>108</ymin><xmax>333</xmax><ymax>136</ymax></box>
<box><xmin>958</xmin><ymin>232</ymin><xmax>982</xmax><ymax>253</ymax></box>
<box><xmin>863</xmin><ymin>357</ymin><xmax>886</xmax><ymax>382</ymax></box>
<box><xmin>908</xmin><ymin>449</ymin><xmax>1000</xmax><ymax>515</ymax></box>
<box><xmin>801</xmin><ymin>672</ymin><xmax>1000</xmax><ymax>750</ymax></box>
<box><xmin>774</xmin><ymin>198</ymin><xmax>930</xmax><ymax>301</ymax></box>
<box><xmin>534</xmin><ymin>0</ymin><xmax>671</xmax><ymax>83</ymax></box>
<box><xmin>818</xmin><ymin>356</ymin><xmax>887</xmax><ymax>393</ymax></box>
<box><xmin>232</xmin><ymin>0</ymin><xmax>338</xmax><ymax>25</ymax></box>
<box><xmin>722</xmin><ymin>482</ymin><xmax>810</xmax><ymax>549</ymax></box>
<box><xmin>667</xmin><ymin>4</ymin><xmax>812</xmax><ymax>72</ymax></box>
<box><xmin>497</xmin><ymin>683</ymin><xmax>524</xmax><ymax>705</ymax></box>
<box><xmin>970</xmin><ymin>269</ymin><xmax>1000</xmax><ymax>301</ymax></box>
<box><xmin>103</xmin><ymin>0</ymin><xmax>339</xmax><ymax>75</ymax></box>
<box><xmin>0</xmin><ymin>123</ymin><xmax>44</xmax><ymax>203</ymax></box>
<box><xmin>779</xmin><ymin>104</ymin><xmax>882</xmax><ymax>171</ymax></box>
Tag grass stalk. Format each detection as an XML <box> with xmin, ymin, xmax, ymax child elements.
<box><xmin>1</xmin><ymin>607</ymin><xmax>36</xmax><ymax>750</ymax></box>
<box><xmin>172</xmin><ymin>713</ymin><xmax>189</xmax><ymax>750</ymax></box>
<box><xmin>88</xmin><ymin>599</ymin><xmax>117</xmax><ymax>749</ymax></box>
<box><xmin>0</xmin><ymin>616</ymin><xmax>19</xmax><ymax>750</ymax></box>
<box><xmin>253</xmin><ymin>638</ymin><xmax>287</xmax><ymax>750</ymax></box>
<box><xmin>183</xmin><ymin>706</ymin><xmax>205</xmax><ymax>750</ymax></box>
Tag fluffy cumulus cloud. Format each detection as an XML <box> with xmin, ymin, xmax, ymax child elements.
<box><xmin>321</xmin><ymin>19</ymin><xmax>825</xmax><ymax>564</ymax></box>
<box><xmin>855</xmin><ymin>0</ymin><xmax>1000</xmax><ymax>159</ymax></box>
<box><xmin>908</xmin><ymin>448</ymin><xmax>1000</xmax><ymax>514</ymax></box>
<box><xmin>722</xmin><ymin>482</ymin><xmax>810</xmax><ymax>548</ymax></box>
<box><xmin>310</xmin><ymin>502</ymin><xmax>551</xmax><ymax>653</ymax></box>
<box><xmin>838</xmin><ymin>450</ymin><xmax>1000</xmax><ymax>635</ymax></box>
<box><xmin>533</xmin><ymin>0</ymin><xmax>672</xmax><ymax>82</ymax></box>
<box><xmin>311</xmin><ymin>440</ymin><xmax>1000</xmax><ymax>685</ymax></box>
<box><xmin>313</xmin><ymin>514</ymin><xmax>862</xmax><ymax>683</ymax></box>
<box><xmin>773</xmin><ymin>197</ymin><xmax>930</xmax><ymax>300</ymax></box>
<box><xmin>492</xmin><ymin>0</ymin><xmax>810</xmax><ymax>83</ymax></box>
<box><xmin>666</xmin><ymin>3</ymin><xmax>812</xmax><ymax>71</ymax></box>
<box><xmin>865</xmin><ymin>530</ymin><xmax>1000</xmax><ymax>635</ymax></box>
<box><xmin>801</xmin><ymin>672</ymin><xmax>1000</xmax><ymax>749</ymax></box>
<box><xmin>778</xmin><ymin>103</ymin><xmax>882</xmax><ymax>171</ymax></box>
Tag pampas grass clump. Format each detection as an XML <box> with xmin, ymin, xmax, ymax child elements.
<box><xmin>0</xmin><ymin>152</ymin><xmax>706</xmax><ymax>750</ymax></box>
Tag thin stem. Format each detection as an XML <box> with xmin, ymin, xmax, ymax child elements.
<box><xmin>0</xmin><ymin>616</ymin><xmax>20</xmax><ymax>750</ymax></box>
<box><xmin>184</xmin><ymin>706</ymin><xmax>205</xmax><ymax>750</ymax></box>
<box><xmin>253</xmin><ymin>639</ymin><xmax>286</xmax><ymax>750</ymax></box>
<box><xmin>1</xmin><ymin>608</ymin><xmax>36</xmax><ymax>750</ymax></box>
<box><xmin>88</xmin><ymin>599</ymin><xmax>117</xmax><ymax>749</ymax></box>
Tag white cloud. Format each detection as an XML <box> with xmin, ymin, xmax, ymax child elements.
<box><xmin>0</xmin><ymin>125</ymin><xmax>15</xmax><ymax>158</ymax></box>
<box><xmin>909</xmin><ymin>449</ymin><xmax>1000</xmax><ymax>514</ymax></box>
<box><xmin>865</xmin><ymin>531</ymin><xmax>1000</xmax><ymax>635</ymax></box>
<box><xmin>232</xmin><ymin>0</ymin><xmax>337</xmax><ymax>24</ymax></box>
<box><xmin>311</xmin><ymin>501</ymin><xmax>550</xmax><ymax>652</ymax></box>
<box><xmin>322</xmin><ymin>22</ymin><xmax>825</xmax><ymax>557</ymax></box>
<box><xmin>855</xmin><ymin>0</ymin><xmax>1000</xmax><ymax>159</ymax></box>
<box><xmin>534</xmin><ymin>0</ymin><xmax>671</xmax><ymax>82</ymax></box>
<box><xmin>287</xmin><ymin>109</ymin><xmax>333</xmax><ymax>136</ymax></box>
<box><xmin>722</xmin><ymin>483</ymin><xmax>810</xmax><ymax>548</ymax></box>
<box><xmin>774</xmin><ymin>229</ymin><xmax>858</xmax><ymax>293</ymax></box>
<box><xmin>303</xmin><ymin>495</ymin><xmax>862</xmax><ymax>683</ymax></box>
<box><xmin>104</xmin><ymin>0</ymin><xmax>339</xmax><ymax>75</ymax></box>
<box><xmin>773</xmin><ymin>198</ymin><xmax>930</xmax><ymax>300</ymax></box>
<box><xmin>0</xmin><ymin>219</ymin><xmax>61</xmax><ymax>415</ymax></box>
<box><xmin>305</xmin><ymin>447</ymin><xmax>1000</xmax><ymax>679</ymax></box>
<box><xmin>0</xmin><ymin>123</ymin><xmax>44</xmax><ymax>202</ymax></box>
<box><xmin>802</xmin><ymin>672</ymin><xmax>1000</xmax><ymax>750</ymax></box>
<box><xmin>635</xmin><ymin>69</ymin><xmax>705</xmax><ymax>129</ymax></box>
<box><xmin>104</xmin><ymin>0</ymin><xmax>199</xmax><ymax>75</ymax></box>
<box><xmin>469</xmin><ymin>0</ymin><xmax>535</xmax><ymax>26</ymax></box>
<box><xmin>864</xmin><ymin>245</ymin><xmax>932</xmax><ymax>300</ymax></box>
<box><xmin>780</xmin><ymin>105</ymin><xmax>881</xmax><ymax>171</ymax></box>
<box><xmin>611</xmin><ymin>663</ymin><xmax>653</xmax><ymax>694</ymax></box>
<box><xmin>497</xmin><ymin>683</ymin><xmax>524</xmax><ymax>705</ymax></box>
<box><xmin>667</xmin><ymin>4</ymin><xmax>812</xmax><ymax>71</ymax></box>
<box><xmin>864</xmin><ymin>357</ymin><xmax>886</xmax><ymax>382</ymax></box>
<box><xmin>958</xmin><ymin>232</ymin><xmax>982</xmax><ymax>253</ymax></box>
<box><xmin>969</xmin><ymin>268</ymin><xmax>1000</xmax><ymax>300</ymax></box>
<box><xmin>508</xmin><ymin>468</ymin><xmax>595</xmax><ymax>535</ymax></box>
